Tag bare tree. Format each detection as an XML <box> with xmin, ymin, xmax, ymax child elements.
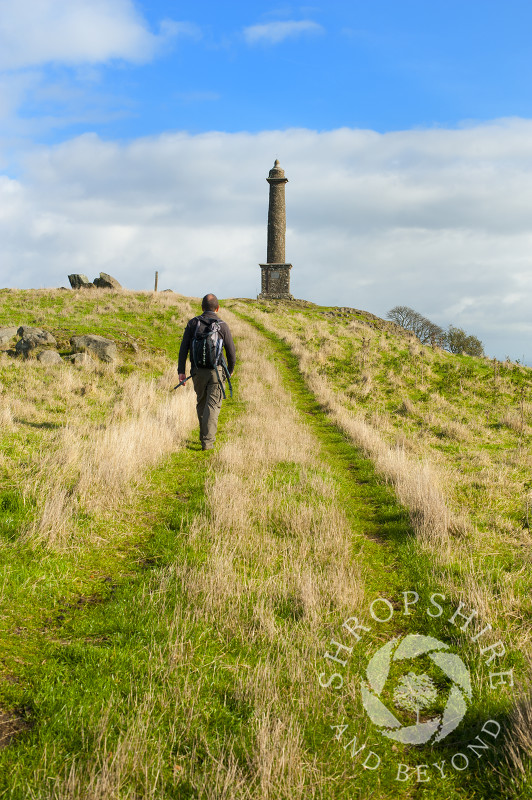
<box><xmin>387</xmin><ymin>306</ymin><xmax>445</xmax><ymax>346</ymax></box>
<box><xmin>387</xmin><ymin>305</ymin><xmax>418</xmax><ymax>329</ymax></box>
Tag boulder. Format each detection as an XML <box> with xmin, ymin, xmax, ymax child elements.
<box><xmin>93</xmin><ymin>272</ymin><xmax>122</xmax><ymax>290</ymax></box>
<box><xmin>15</xmin><ymin>327</ymin><xmax>57</xmax><ymax>356</ymax></box>
<box><xmin>71</xmin><ymin>352</ymin><xmax>93</xmax><ymax>366</ymax></box>
<box><xmin>0</xmin><ymin>327</ymin><xmax>18</xmax><ymax>346</ymax></box>
<box><xmin>70</xmin><ymin>334</ymin><xmax>118</xmax><ymax>363</ymax></box>
<box><xmin>68</xmin><ymin>274</ymin><xmax>93</xmax><ymax>289</ymax></box>
<box><xmin>38</xmin><ymin>350</ymin><xmax>63</xmax><ymax>365</ymax></box>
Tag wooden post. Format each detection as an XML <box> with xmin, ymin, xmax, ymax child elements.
<box><xmin>154</xmin><ymin>270</ymin><xmax>158</xmax><ymax>292</ymax></box>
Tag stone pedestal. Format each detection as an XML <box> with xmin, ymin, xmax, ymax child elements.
<box><xmin>258</xmin><ymin>264</ymin><xmax>293</xmax><ymax>300</ymax></box>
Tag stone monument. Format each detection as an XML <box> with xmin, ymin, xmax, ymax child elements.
<box><xmin>258</xmin><ymin>160</ymin><xmax>293</xmax><ymax>300</ymax></box>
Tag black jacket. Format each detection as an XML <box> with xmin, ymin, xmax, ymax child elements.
<box><xmin>178</xmin><ymin>311</ymin><xmax>236</xmax><ymax>375</ymax></box>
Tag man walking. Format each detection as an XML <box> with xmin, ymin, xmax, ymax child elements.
<box><xmin>178</xmin><ymin>293</ymin><xmax>236</xmax><ymax>450</ymax></box>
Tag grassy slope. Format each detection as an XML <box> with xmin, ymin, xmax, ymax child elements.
<box><xmin>229</xmin><ymin>300</ymin><xmax>532</xmax><ymax>626</ymax></box>
<box><xmin>0</xmin><ymin>289</ymin><xmax>198</xmax><ymax>725</ymax></box>
<box><xmin>228</xmin><ymin>299</ymin><xmax>532</xmax><ymax>790</ymax></box>
<box><xmin>230</xmin><ymin>300</ymin><xmax>532</xmax><ymax>540</ymax></box>
<box><xmin>0</xmin><ymin>291</ymin><xmax>529</xmax><ymax>798</ymax></box>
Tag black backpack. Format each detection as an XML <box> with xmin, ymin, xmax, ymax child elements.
<box><xmin>190</xmin><ymin>317</ymin><xmax>233</xmax><ymax>398</ymax></box>
<box><xmin>190</xmin><ymin>317</ymin><xmax>224</xmax><ymax>370</ymax></box>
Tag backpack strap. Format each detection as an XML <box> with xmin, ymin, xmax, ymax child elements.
<box><xmin>214</xmin><ymin>359</ymin><xmax>232</xmax><ymax>401</ymax></box>
<box><xmin>221</xmin><ymin>358</ymin><xmax>233</xmax><ymax>398</ymax></box>
<box><xmin>216</xmin><ymin>366</ymin><xmax>226</xmax><ymax>400</ymax></box>
<box><xmin>190</xmin><ymin>317</ymin><xmax>201</xmax><ymax>369</ymax></box>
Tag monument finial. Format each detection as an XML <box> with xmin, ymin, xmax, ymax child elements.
<box><xmin>268</xmin><ymin>159</ymin><xmax>286</xmax><ymax>180</ymax></box>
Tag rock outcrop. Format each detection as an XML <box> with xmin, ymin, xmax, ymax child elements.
<box><xmin>68</xmin><ymin>272</ymin><xmax>121</xmax><ymax>290</ymax></box>
<box><xmin>68</xmin><ymin>274</ymin><xmax>94</xmax><ymax>289</ymax></box>
<box><xmin>93</xmin><ymin>272</ymin><xmax>122</xmax><ymax>289</ymax></box>
<box><xmin>70</xmin><ymin>334</ymin><xmax>118</xmax><ymax>363</ymax></box>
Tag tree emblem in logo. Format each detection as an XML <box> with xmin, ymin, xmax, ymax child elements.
<box><xmin>360</xmin><ymin>634</ymin><xmax>472</xmax><ymax>744</ymax></box>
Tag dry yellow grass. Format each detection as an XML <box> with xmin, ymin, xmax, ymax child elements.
<box><xmin>504</xmin><ymin>685</ymin><xmax>532</xmax><ymax>776</ymax></box>
<box><xmin>237</xmin><ymin>313</ymin><xmax>459</xmax><ymax>552</ymax></box>
<box><xmin>22</xmin><ymin>372</ymin><xmax>197</xmax><ymax>548</ymax></box>
<box><xmin>178</xmin><ymin>310</ymin><xmax>366</xmax><ymax>634</ymax></box>
<box><xmin>0</xmin><ymin>291</ymin><xmax>199</xmax><ymax>549</ymax></box>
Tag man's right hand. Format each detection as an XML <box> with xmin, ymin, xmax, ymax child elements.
<box><xmin>178</xmin><ymin>373</ymin><xmax>186</xmax><ymax>383</ymax></box>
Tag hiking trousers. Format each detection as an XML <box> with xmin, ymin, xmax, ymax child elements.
<box><xmin>192</xmin><ymin>367</ymin><xmax>224</xmax><ymax>450</ymax></box>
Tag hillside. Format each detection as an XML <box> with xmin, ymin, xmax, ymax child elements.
<box><xmin>0</xmin><ymin>289</ymin><xmax>530</xmax><ymax>799</ymax></box>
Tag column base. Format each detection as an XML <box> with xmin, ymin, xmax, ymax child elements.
<box><xmin>259</xmin><ymin>263</ymin><xmax>293</xmax><ymax>300</ymax></box>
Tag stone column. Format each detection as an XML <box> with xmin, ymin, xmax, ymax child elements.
<box><xmin>267</xmin><ymin>160</ymin><xmax>288</xmax><ymax>263</ymax></box>
<box><xmin>258</xmin><ymin>160</ymin><xmax>294</xmax><ymax>301</ymax></box>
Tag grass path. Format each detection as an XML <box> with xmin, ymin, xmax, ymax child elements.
<box><xmin>0</xmin><ymin>313</ymin><xmax>526</xmax><ymax>798</ymax></box>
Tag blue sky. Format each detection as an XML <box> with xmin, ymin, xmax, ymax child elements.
<box><xmin>1</xmin><ymin>0</ymin><xmax>532</xmax><ymax>363</ymax></box>
<box><xmin>10</xmin><ymin>0</ymin><xmax>532</xmax><ymax>145</ymax></box>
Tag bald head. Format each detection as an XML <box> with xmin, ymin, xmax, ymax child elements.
<box><xmin>202</xmin><ymin>293</ymin><xmax>219</xmax><ymax>312</ymax></box>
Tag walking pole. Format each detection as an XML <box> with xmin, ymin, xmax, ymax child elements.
<box><xmin>172</xmin><ymin>375</ymin><xmax>192</xmax><ymax>390</ymax></box>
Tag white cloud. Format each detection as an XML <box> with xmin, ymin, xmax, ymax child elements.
<box><xmin>2</xmin><ymin>121</ymin><xmax>532</xmax><ymax>362</ymax></box>
<box><xmin>0</xmin><ymin>0</ymin><xmax>192</xmax><ymax>70</ymax></box>
<box><xmin>243</xmin><ymin>20</ymin><xmax>323</xmax><ymax>45</ymax></box>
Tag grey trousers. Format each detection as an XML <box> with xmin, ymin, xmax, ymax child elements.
<box><xmin>192</xmin><ymin>367</ymin><xmax>224</xmax><ymax>449</ymax></box>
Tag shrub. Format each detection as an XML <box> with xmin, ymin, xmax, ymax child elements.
<box><xmin>445</xmin><ymin>325</ymin><xmax>484</xmax><ymax>357</ymax></box>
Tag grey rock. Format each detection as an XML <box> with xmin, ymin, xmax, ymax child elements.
<box><xmin>17</xmin><ymin>326</ymin><xmax>55</xmax><ymax>340</ymax></box>
<box><xmin>14</xmin><ymin>341</ymin><xmax>31</xmax><ymax>356</ymax></box>
<box><xmin>93</xmin><ymin>272</ymin><xmax>122</xmax><ymax>290</ymax></box>
<box><xmin>38</xmin><ymin>350</ymin><xmax>63</xmax><ymax>365</ymax></box>
<box><xmin>15</xmin><ymin>327</ymin><xmax>57</xmax><ymax>355</ymax></box>
<box><xmin>0</xmin><ymin>327</ymin><xmax>18</xmax><ymax>346</ymax></box>
<box><xmin>71</xmin><ymin>352</ymin><xmax>93</xmax><ymax>366</ymax></box>
<box><xmin>70</xmin><ymin>334</ymin><xmax>118</xmax><ymax>363</ymax></box>
<box><xmin>68</xmin><ymin>274</ymin><xmax>92</xmax><ymax>289</ymax></box>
